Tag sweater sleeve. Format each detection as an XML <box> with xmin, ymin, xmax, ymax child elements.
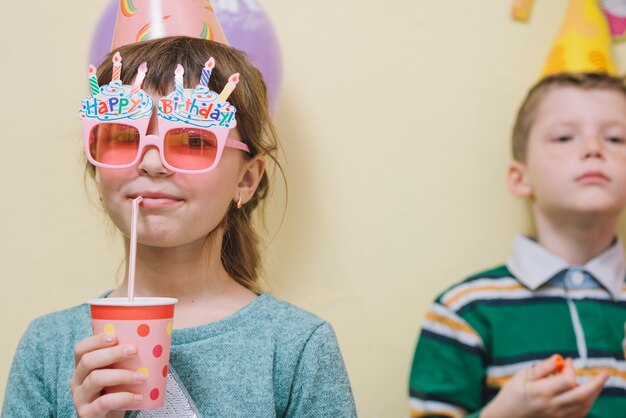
<box><xmin>408</xmin><ymin>302</ymin><xmax>487</xmax><ymax>418</ymax></box>
<box><xmin>284</xmin><ymin>322</ymin><xmax>357</xmax><ymax>418</ymax></box>
<box><xmin>2</xmin><ymin>320</ymin><xmax>55</xmax><ymax>418</ymax></box>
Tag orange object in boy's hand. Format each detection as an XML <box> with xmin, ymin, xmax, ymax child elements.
<box><xmin>481</xmin><ymin>354</ymin><xmax>607</xmax><ymax>418</ymax></box>
<box><xmin>554</xmin><ymin>354</ymin><xmax>564</xmax><ymax>373</ymax></box>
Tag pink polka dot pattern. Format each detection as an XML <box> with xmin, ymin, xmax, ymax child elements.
<box><xmin>150</xmin><ymin>388</ymin><xmax>159</xmax><ymax>400</ymax></box>
<box><xmin>137</xmin><ymin>324</ymin><xmax>150</xmax><ymax>337</ymax></box>
<box><xmin>153</xmin><ymin>344</ymin><xmax>163</xmax><ymax>358</ymax></box>
<box><xmin>91</xmin><ymin>304</ymin><xmax>176</xmax><ymax>409</ymax></box>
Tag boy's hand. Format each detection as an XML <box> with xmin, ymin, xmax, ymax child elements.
<box><xmin>481</xmin><ymin>354</ymin><xmax>608</xmax><ymax>418</ymax></box>
<box><xmin>70</xmin><ymin>333</ymin><xmax>146</xmax><ymax>418</ymax></box>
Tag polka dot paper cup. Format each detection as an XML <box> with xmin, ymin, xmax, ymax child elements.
<box><xmin>88</xmin><ymin>297</ymin><xmax>177</xmax><ymax>410</ymax></box>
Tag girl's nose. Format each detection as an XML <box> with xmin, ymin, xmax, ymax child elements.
<box><xmin>137</xmin><ymin>104</ymin><xmax>171</xmax><ymax>176</ymax></box>
<box><xmin>137</xmin><ymin>145</ymin><xmax>172</xmax><ymax>177</ymax></box>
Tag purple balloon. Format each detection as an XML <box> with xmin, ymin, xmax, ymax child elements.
<box><xmin>89</xmin><ymin>0</ymin><xmax>283</xmax><ymax>111</ymax></box>
<box><xmin>88</xmin><ymin>1</ymin><xmax>117</xmax><ymax>67</ymax></box>
<box><xmin>214</xmin><ymin>1</ymin><xmax>283</xmax><ymax>111</ymax></box>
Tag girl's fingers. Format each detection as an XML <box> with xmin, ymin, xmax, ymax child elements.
<box><xmin>76</xmin><ymin>391</ymin><xmax>143</xmax><ymax>418</ymax></box>
<box><xmin>74</xmin><ymin>334</ymin><xmax>118</xmax><ymax>366</ymax></box>
<box><xmin>73</xmin><ymin>344</ymin><xmax>137</xmax><ymax>385</ymax></box>
<box><xmin>527</xmin><ymin>354</ymin><xmax>564</xmax><ymax>381</ymax></box>
<box><xmin>74</xmin><ymin>368</ymin><xmax>147</xmax><ymax>406</ymax></box>
<box><xmin>553</xmin><ymin>372</ymin><xmax>609</xmax><ymax>407</ymax></box>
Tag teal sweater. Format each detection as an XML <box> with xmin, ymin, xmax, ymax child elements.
<box><xmin>3</xmin><ymin>294</ymin><xmax>357</xmax><ymax>417</ymax></box>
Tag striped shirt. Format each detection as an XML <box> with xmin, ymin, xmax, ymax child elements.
<box><xmin>408</xmin><ymin>235</ymin><xmax>626</xmax><ymax>418</ymax></box>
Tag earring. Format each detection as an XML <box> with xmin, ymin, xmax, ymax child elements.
<box><xmin>237</xmin><ymin>194</ymin><xmax>243</xmax><ymax>209</ymax></box>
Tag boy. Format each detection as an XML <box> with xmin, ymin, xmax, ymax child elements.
<box><xmin>409</xmin><ymin>72</ymin><xmax>626</xmax><ymax>418</ymax></box>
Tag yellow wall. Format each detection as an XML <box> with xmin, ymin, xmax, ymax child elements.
<box><xmin>2</xmin><ymin>1</ymin><xmax>626</xmax><ymax>416</ymax></box>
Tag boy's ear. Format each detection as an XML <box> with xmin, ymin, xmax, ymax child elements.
<box><xmin>507</xmin><ymin>160</ymin><xmax>532</xmax><ymax>198</ymax></box>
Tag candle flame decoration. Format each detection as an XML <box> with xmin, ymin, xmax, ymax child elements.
<box><xmin>88</xmin><ymin>65</ymin><xmax>100</xmax><ymax>95</ymax></box>
<box><xmin>131</xmin><ymin>62</ymin><xmax>148</xmax><ymax>95</ymax></box>
<box><xmin>218</xmin><ymin>73</ymin><xmax>240</xmax><ymax>102</ymax></box>
<box><xmin>175</xmin><ymin>64</ymin><xmax>185</xmax><ymax>99</ymax></box>
<box><xmin>199</xmin><ymin>57</ymin><xmax>216</xmax><ymax>87</ymax></box>
<box><xmin>112</xmin><ymin>52</ymin><xmax>122</xmax><ymax>83</ymax></box>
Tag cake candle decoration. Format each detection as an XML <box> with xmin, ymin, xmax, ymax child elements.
<box><xmin>111</xmin><ymin>52</ymin><xmax>122</xmax><ymax>83</ymax></box>
<box><xmin>175</xmin><ymin>64</ymin><xmax>185</xmax><ymax>99</ymax></box>
<box><xmin>131</xmin><ymin>62</ymin><xmax>148</xmax><ymax>94</ymax></box>
<box><xmin>218</xmin><ymin>73</ymin><xmax>239</xmax><ymax>102</ymax></box>
<box><xmin>200</xmin><ymin>57</ymin><xmax>215</xmax><ymax>87</ymax></box>
<box><xmin>88</xmin><ymin>65</ymin><xmax>100</xmax><ymax>95</ymax></box>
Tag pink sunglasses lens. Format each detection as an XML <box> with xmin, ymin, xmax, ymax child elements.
<box><xmin>164</xmin><ymin>128</ymin><xmax>218</xmax><ymax>170</ymax></box>
<box><xmin>89</xmin><ymin>123</ymin><xmax>140</xmax><ymax>165</ymax></box>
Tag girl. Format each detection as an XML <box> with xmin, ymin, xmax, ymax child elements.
<box><xmin>3</xmin><ymin>37</ymin><xmax>356</xmax><ymax>417</ymax></box>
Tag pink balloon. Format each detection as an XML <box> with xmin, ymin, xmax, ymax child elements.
<box><xmin>89</xmin><ymin>0</ymin><xmax>283</xmax><ymax>111</ymax></box>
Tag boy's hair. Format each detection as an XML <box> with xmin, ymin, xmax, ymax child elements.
<box><xmin>92</xmin><ymin>36</ymin><xmax>281</xmax><ymax>292</ymax></box>
<box><xmin>512</xmin><ymin>72</ymin><xmax>626</xmax><ymax>162</ymax></box>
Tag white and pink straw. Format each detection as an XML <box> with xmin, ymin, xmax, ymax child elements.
<box><xmin>127</xmin><ymin>196</ymin><xmax>143</xmax><ymax>302</ymax></box>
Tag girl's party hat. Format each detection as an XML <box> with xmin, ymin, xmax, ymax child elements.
<box><xmin>112</xmin><ymin>0</ymin><xmax>229</xmax><ymax>50</ymax></box>
<box><xmin>541</xmin><ymin>0</ymin><xmax>617</xmax><ymax>77</ymax></box>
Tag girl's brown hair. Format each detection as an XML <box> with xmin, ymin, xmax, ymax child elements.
<box><xmin>512</xmin><ymin>72</ymin><xmax>626</xmax><ymax>162</ymax></box>
<box><xmin>92</xmin><ymin>36</ymin><xmax>280</xmax><ymax>292</ymax></box>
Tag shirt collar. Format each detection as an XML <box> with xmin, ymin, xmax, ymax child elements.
<box><xmin>506</xmin><ymin>234</ymin><xmax>626</xmax><ymax>299</ymax></box>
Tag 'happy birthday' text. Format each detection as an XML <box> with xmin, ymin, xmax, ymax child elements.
<box><xmin>83</xmin><ymin>97</ymin><xmax>143</xmax><ymax>116</ymax></box>
<box><xmin>160</xmin><ymin>98</ymin><xmax>234</xmax><ymax>126</ymax></box>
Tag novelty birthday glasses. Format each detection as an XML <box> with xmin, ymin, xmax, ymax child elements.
<box><xmin>79</xmin><ymin>54</ymin><xmax>249</xmax><ymax>174</ymax></box>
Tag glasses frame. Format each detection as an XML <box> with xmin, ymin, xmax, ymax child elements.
<box><xmin>82</xmin><ymin>115</ymin><xmax>250</xmax><ymax>174</ymax></box>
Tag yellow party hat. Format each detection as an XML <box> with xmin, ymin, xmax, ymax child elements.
<box><xmin>541</xmin><ymin>0</ymin><xmax>617</xmax><ymax>77</ymax></box>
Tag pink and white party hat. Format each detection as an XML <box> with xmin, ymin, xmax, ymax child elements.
<box><xmin>112</xmin><ymin>0</ymin><xmax>229</xmax><ymax>49</ymax></box>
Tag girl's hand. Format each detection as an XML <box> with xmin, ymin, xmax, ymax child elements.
<box><xmin>481</xmin><ymin>355</ymin><xmax>608</xmax><ymax>418</ymax></box>
<box><xmin>70</xmin><ymin>333</ymin><xmax>146</xmax><ymax>418</ymax></box>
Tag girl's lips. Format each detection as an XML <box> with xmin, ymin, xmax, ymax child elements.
<box><xmin>128</xmin><ymin>193</ymin><xmax>184</xmax><ymax>208</ymax></box>
<box><xmin>139</xmin><ymin>197</ymin><xmax>184</xmax><ymax>208</ymax></box>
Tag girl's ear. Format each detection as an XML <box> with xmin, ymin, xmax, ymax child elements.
<box><xmin>234</xmin><ymin>155</ymin><xmax>266</xmax><ymax>207</ymax></box>
<box><xmin>507</xmin><ymin>160</ymin><xmax>532</xmax><ymax>198</ymax></box>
